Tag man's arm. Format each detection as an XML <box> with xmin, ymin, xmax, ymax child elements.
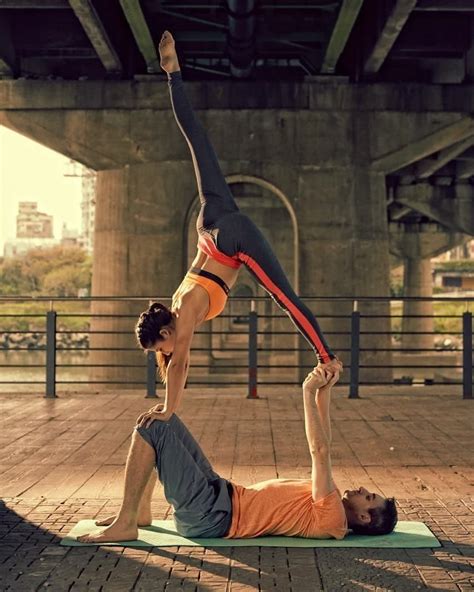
<box><xmin>303</xmin><ymin>371</ymin><xmax>337</xmax><ymax>502</ymax></box>
<box><xmin>316</xmin><ymin>383</ymin><xmax>332</xmax><ymax>445</ymax></box>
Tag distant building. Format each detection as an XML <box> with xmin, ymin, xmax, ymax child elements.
<box><xmin>60</xmin><ymin>222</ymin><xmax>80</xmax><ymax>247</ymax></box>
<box><xmin>433</xmin><ymin>239</ymin><xmax>474</xmax><ymax>262</ymax></box>
<box><xmin>16</xmin><ymin>201</ymin><xmax>53</xmax><ymax>239</ymax></box>
<box><xmin>433</xmin><ymin>270</ymin><xmax>474</xmax><ymax>291</ymax></box>
<box><xmin>3</xmin><ymin>202</ymin><xmax>56</xmax><ymax>258</ymax></box>
<box><xmin>81</xmin><ymin>168</ymin><xmax>96</xmax><ymax>252</ymax></box>
<box><xmin>65</xmin><ymin>160</ymin><xmax>96</xmax><ymax>252</ymax></box>
<box><xmin>431</xmin><ymin>239</ymin><xmax>474</xmax><ymax>292</ymax></box>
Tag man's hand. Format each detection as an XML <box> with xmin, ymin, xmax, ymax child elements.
<box><xmin>136</xmin><ymin>403</ymin><xmax>172</xmax><ymax>429</ymax></box>
<box><xmin>303</xmin><ymin>367</ymin><xmax>328</xmax><ymax>394</ymax></box>
<box><xmin>317</xmin><ymin>372</ymin><xmax>339</xmax><ymax>396</ymax></box>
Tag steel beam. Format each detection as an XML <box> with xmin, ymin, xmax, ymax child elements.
<box><xmin>0</xmin><ymin>0</ymin><xmax>68</xmax><ymax>6</ymax></box>
<box><xmin>321</xmin><ymin>0</ymin><xmax>364</xmax><ymax>74</ymax></box>
<box><xmin>457</xmin><ymin>160</ymin><xmax>474</xmax><ymax>179</ymax></box>
<box><xmin>68</xmin><ymin>0</ymin><xmax>122</xmax><ymax>73</ymax></box>
<box><xmin>372</xmin><ymin>117</ymin><xmax>474</xmax><ymax>174</ymax></box>
<box><xmin>390</xmin><ymin>205</ymin><xmax>413</xmax><ymax>220</ymax></box>
<box><xmin>364</xmin><ymin>0</ymin><xmax>417</xmax><ymax>75</ymax></box>
<box><xmin>395</xmin><ymin>183</ymin><xmax>474</xmax><ymax>235</ymax></box>
<box><xmin>227</xmin><ymin>0</ymin><xmax>256</xmax><ymax>78</ymax></box>
<box><xmin>415</xmin><ymin>0</ymin><xmax>474</xmax><ymax>10</ymax></box>
<box><xmin>0</xmin><ymin>15</ymin><xmax>15</xmax><ymax>78</ymax></box>
<box><xmin>416</xmin><ymin>136</ymin><xmax>474</xmax><ymax>179</ymax></box>
<box><xmin>119</xmin><ymin>0</ymin><xmax>159</xmax><ymax>73</ymax></box>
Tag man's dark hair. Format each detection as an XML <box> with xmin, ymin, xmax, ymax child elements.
<box><xmin>351</xmin><ymin>498</ymin><xmax>398</xmax><ymax>536</ymax></box>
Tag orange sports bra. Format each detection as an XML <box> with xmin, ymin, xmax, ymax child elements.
<box><xmin>174</xmin><ymin>267</ymin><xmax>230</xmax><ymax>321</ymax></box>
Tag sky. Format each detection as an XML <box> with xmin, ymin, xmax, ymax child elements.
<box><xmin>0</xmin><ymin>126</ymin><xmax>83</xmax><ymax>253</ymax></box>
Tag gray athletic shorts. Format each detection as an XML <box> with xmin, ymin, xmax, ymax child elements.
<box><xmin>136</xmin><ymin>414</ymin><xmax>232</xmax><ymax>538</ymax></box>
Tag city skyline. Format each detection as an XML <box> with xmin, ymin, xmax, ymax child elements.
<box><xmin>0</xmin><ymin>126</ymin><xmax>83</xmax><ymax>254</ymax></box>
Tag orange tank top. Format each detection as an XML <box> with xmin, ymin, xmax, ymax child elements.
<box><xmin>173</xmin><ymin>267</ymin><xmax>230</xmax><ymax>321</ymax></box>
<box><xmin>226</xmin><ymin>480</ymin><xmax>347</xmax><ymax>540</ymax></box>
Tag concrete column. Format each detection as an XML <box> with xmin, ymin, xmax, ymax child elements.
<box><xmin>296</xmin><ymin>168</ymin><xmax>392</xmax><ymax>384</ymax></box>
<box><xmin>401</xmin><ymin>257</ymin><xmax>434</xmax><ymax>350</ymax></box>
<box><xmin>90</xmin><ymin>161</ymin><xmax>196</xmax><ymax>388</ymax></box>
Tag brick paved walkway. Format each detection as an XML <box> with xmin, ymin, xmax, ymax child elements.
<box><xmin>0</xmin><ymin>387</ymin><xmax>473</xmax><ymax>591</ymax></box>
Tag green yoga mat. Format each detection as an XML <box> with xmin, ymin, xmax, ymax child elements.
<box><xmin>61</xmin><ymin>520</ymin><xmax>440</xmax><ymax>548</ymax></box>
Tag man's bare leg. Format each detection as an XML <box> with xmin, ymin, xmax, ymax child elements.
<box><xmin>77</xmin><ymin>430</ymin><xmax>155</xmax><ymax>542</ymax></box>
<box><xmin>95</xmin><ymin>471</ymin><xmax>157</xmax><ymax>527</ymax></box>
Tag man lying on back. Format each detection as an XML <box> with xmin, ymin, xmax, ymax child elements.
<box><xmin>78</xmin><ymin>370</ymin><xmax>397</xmax><ymax>543</ymax></box>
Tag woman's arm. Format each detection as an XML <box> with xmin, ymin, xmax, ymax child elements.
<box><xmin>162</xmin><ymin>305</ymin><xmax>196</xmax><ymax>417</ymax></box>
<box><xmin>163</xmin><ymin>346</ymin><xmax>192</xmax><ymax>416</ymax></box>
<box><xmin>137</xmin><ymin>308</ymin><xmax>196</xmax><ymax>428</ymax></box>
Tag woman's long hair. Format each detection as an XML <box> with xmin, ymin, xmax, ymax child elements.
<box><xmin>135</xmin><ymin>302</ymin><xmax>173</xmax><ymax>383</ymax></box>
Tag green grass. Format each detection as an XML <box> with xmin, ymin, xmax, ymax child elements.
<box><xmin>0</xmin><ymin>301</ymin><xmax>91</xmax><ymax>332</ymax></box>
<box><xmin>390</xmin><ymin>301</ymin><xmax>471</xmax><ymax>335</ymax></box>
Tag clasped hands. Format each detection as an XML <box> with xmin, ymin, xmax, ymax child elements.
<box><xmin>303</xmin><ymin>358</ymin><xmax>342</xmax><ymax>393</ymax></box>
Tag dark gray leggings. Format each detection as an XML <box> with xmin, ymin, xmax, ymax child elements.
<box><xmin>136</xmin><ymin>414</ymin><xmax>232</xmax><ymax>538</ymax></box>
<box><xmin>168</xmin><ymin>71</ymin><xmax>335</xmax><ymax>364</ymax></box>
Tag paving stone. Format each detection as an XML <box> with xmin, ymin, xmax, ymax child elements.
<box><xmin>0</xmin><ymin>390</ymin><xmax>473</xmax><ymax>590</ymax></box>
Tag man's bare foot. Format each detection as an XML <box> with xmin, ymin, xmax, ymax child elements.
<box><xmin>95</xmin><ymin>511</ymin><xmax>152</xmax><ymax>528</ymax></box>
<box><xmin>77</xmin><ymin>520</ymin><xmax>139</xmax><ymax>543</ymax></box>
<box><xmin>159</xmin><ymin>31</ymin><xmax>180</xmax><ymax>74</ymax></box>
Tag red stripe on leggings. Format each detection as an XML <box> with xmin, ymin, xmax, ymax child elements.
<box><xmin>237</xmin><ymin>252</ymin><xmax>331</xmax><ymax>363</ymax></box>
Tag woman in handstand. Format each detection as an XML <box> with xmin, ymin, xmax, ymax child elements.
<box><xmin>136</xmin><ymin>31</ymin><xmax>342</xmax><ymax>427</ymax></box>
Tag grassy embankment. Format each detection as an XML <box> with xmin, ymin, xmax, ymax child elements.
<box><xmin>0</xmin><ymin>301</ymin><xmax>91</xmax><ymax>332</ymax></box>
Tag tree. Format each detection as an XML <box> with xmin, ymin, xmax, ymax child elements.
<box><xmin>0</xmin><ymin>245</ymin><xmax>92</xmax><ymax>296</ymax></box>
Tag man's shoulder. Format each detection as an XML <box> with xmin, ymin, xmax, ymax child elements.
<box><xmin>312</xmin><ymin>487</ymin><xmax>348</xmax><ymax>538</ymax></box>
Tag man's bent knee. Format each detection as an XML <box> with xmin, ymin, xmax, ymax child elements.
<box><xmin>135</xmin><ymin>419</ymin><xmax>170</xmax><ymax>450</ymax></box>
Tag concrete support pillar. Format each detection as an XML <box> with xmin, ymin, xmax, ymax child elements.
<box><xmin>90</xmin><ymin>161</ymin><xmax>196</xmax><ymax>387</ymax></box>
<box><xmin>401</xmin><ymin>257</ymin><xmax>434</xmax><ymax>350</ymax></box>
<box><xmin>296</xmin><ymin>168</ymin><xmax>392</xmax><ymax>384</ymax></box>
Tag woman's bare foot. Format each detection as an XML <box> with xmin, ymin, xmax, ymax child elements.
<box><xmin>77</xmin><ymin>520</ymin><xmax>139</xmax><ymax>544</ymax></box>
<box><xmin>159</xmin><ymin>31</ymin><xmax>180</xmax><ymax>73</ymax></box>
<box><xmin>95</xmin><ymin>511</ymin><xmax>152</xmax><ymax>528</ymax></box>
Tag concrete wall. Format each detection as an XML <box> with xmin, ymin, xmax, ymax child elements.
<box><xmin>3</xmin><ymin>78</ymin><xmax>472</xmax><ymax>386</ymax></box>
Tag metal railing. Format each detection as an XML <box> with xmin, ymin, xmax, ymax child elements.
<box><xmin>0</xmin><ymin>295</ymin><xmax>472</xmax><ymax>399</ymax></box>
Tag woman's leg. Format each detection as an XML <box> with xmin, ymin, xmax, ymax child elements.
<box><xmin>160</xmin><ymin>32</ymin><xmax>238</xmax><ymax>228</ymax></box>
<box><xmin>217</xmin><ymin>214</ymin><xmax>338</xmax><ymax>366</ymax></box>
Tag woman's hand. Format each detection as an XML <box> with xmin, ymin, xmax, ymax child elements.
<box><xmin>136</xmin><ymin>404</ymin><xmax>172</xmax><ymax>428</ymax></box>
<box><xmin>317</xmin><ymin>357</ymin><xmax>343</xmax><ymax>382</ymax></box>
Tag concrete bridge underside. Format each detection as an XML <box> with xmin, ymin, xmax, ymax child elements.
<box><xmin>1</xmin><ymin>79</ymin><xmax>473</xmax><ymax>386</ymax></box>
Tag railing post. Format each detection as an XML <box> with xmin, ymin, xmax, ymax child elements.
<box><xmin>349</xmin><ymin>300</ymin><xmax>360</xmax><ymax>399</ymax></box>
<box><xmin>146</xmin><ymin>350</ymin><xmax>158</xmax><ymax>398</ymax></box>
<box><xmin>45</xmin><ymin>307</ymin><xmax>57</xmax><ymax>398</ymax></box>
<box><xmin>463</xmin><ymin>311</ymin><xmax>472</xmax><ymax>400</ymax></box>
<box><xmin>247</xmin><ymin>300</ymin><xmax>259</xmax><ymax>399</ymax></box>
